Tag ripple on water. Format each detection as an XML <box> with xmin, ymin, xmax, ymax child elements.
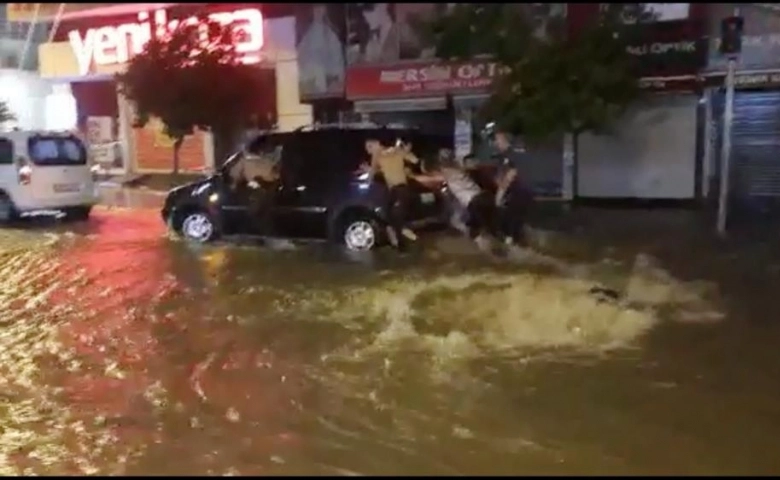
<box><xmin>0</xmin><ymin>221</ymin><xmax>180</xmax><ymax>475</ymax></box>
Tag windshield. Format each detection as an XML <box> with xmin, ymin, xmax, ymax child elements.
<box><xmin>27</xmin><ymin>135</ymin><xmax>87</xmax><ymax>166</ymax></box>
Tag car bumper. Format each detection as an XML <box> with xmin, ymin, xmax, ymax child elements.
<box><xmin>14</xmin><ymin>196</ymin><xmax>99</xmax><ymax>212</ymax></box>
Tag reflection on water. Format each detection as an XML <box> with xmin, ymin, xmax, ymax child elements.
<box><xmin>0</xmin><ymin>209</ymin><xmax>779</xmax><ymax>475</ymax></box>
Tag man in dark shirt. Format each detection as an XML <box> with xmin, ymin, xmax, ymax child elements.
<box><xmin>493</xmin><ymin>130</ymin><xmax>534</xmax><ymax>247</ymax></box>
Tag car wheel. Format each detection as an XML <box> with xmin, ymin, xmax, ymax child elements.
<box><xmin>342</xmin><ymin>216</ymin><xmax>379</xmax><ymax>252</ymax></box>
<box><xmin>180</xmin><ymin>210</ymin><xmax>217</xmax><ymax>243</ymax></box>
<box><xmin>0</xmin><ymin>193</ymin><xmax>17</xmax><ymax>224</ymax></box>
<box><xmin>67</xmin><ymin>206</ymin><xmax>92</xmax><ymax>221</ymax></box>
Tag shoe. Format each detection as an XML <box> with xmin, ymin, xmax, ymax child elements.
<box><xmin>401</xmin><ymin>228</ymin><xmax>418</xmax><ymax>242</ymax></box>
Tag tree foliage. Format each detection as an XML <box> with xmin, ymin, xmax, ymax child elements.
<box><xmin>116</xmin><ymin>18</ymin><xmax>268</xmax><ymax>173</ymax></box>
<box><xmin>0</xmin><ymin>101</ymin><xmax>15</xmax><ymax>125</ymax></box>
<box><xmin>425</xmin><ymin>3</ymin><xmax>656</xmax><ymax>143</ymax></box>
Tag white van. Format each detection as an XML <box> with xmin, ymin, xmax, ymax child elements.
<box><xmin>0</xmin><ymin>130</ymin><xmax>99</xmax><ymax>223</ymax></box>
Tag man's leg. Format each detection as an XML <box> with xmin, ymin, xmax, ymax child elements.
<box><xmin>388</xmin><ymin>184</ymin><xmax>414</xmax><ymax>248</ymax></box>
<box><xmin>466</xmin><ymin>192</ymin><xmax>490</xmax><ymax>239</ymax></box>
<box><xmin>505</xmin><ymin>188</ymin><xmax>531</xmax><ymax>246</ymax></box>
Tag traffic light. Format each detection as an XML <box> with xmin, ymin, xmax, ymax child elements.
<box><xmin>720</xmin><ymin>16</ymin><xmax>744</xmax><ymax>56</ymax></box>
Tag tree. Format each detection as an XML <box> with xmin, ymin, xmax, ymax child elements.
<box><xmin>0</xmin><ymin>100</ymin><xmax>15</xmax><ymax>125</ymax></box>
<box><xmin>424</xmin><ymin>4</ymin><xmax>656</xmax><ymax>192</ymax></box>
<box><xmin>116</xmin><ymin>18</ymin><xmax>269</xmax><ymax>175</ymax></box>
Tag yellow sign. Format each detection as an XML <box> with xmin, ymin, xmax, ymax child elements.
<box><xmin>5</xmin><ymin>3</ymin><xmax>117</xmax><ymax>22</ymax></box>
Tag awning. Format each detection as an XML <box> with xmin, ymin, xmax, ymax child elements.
<box><xmin>452</xmin><ymin>94</ymin><xmax>490</xmax><ymax>110</ymax></box>
<box><xmin>353</xmin><ymin>97</ymin><xmax>447</xmax><ymax>113</ymax></box>
<box><xmin>44</xmin><ymin>74</ymin><xmax>116</xmax><ymax>84</ymax></box>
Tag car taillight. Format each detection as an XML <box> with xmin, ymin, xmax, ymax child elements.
<box><xmin>18</xmin><ymin>164</ymin><xmax>32</xmax><ymax>185</ymax></box>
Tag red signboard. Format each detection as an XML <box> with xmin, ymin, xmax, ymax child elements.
<box><xmin>346</xmin><ymin>60</ymin><xmax>504</xmax><ymax>100</ymax></box>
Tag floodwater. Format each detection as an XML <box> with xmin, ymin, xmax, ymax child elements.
<box><xmin>1</xmin><ymin>204</ymin><xmax>780</xmax><ymax>475</ymax></box>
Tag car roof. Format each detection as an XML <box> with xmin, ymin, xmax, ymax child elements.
<box><xmin>0</xmin><ymin>130</ymin><xmax>83</xmax><ymax>142</ymax></box>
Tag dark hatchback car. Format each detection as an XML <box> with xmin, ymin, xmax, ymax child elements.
<box><xmin>161</xmin><ymin>124</ymin><xmax>450</xmax><ymax>251</ymax></box>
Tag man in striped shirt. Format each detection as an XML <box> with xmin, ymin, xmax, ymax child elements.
<box><xmin>420</xmin><ymin>148</ymin><xmax>497</xmax><ymax>249</ymax></box>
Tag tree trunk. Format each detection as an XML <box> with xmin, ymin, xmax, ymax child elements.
<box><xmin>172</xmin><ymin>136</ymin><xmax>183</xmax><ymax>178</ymax></box>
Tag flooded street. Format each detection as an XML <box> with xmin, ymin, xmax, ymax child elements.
<box><xmin>1</xmin><ymin>201</ymin><xmax>780</xmax><ymax>475</ymax></box>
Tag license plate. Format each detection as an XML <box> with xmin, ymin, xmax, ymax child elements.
<box><xmin>53</xmin><ymin>183</ymin><xmax>80</xmax><ymax>193</ymax></box>
<box><xmin>420</xmin><ymin>192</ymin><xmax>435</xmax><ymax>204</ymax></box>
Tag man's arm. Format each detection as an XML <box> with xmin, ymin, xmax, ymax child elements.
<box><xmin>403</xmin><ymin>152</ymin><xmax>420</xmax><ymax>165</ymax></box>
<box><xmin>358</xmin><ymin>154</ymin><xmax>378</xmax><ymax>176</ymax></box>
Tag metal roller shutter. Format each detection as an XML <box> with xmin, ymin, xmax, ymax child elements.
<box><xmin>577</xmin><ymin>94</ymin><xmax>698</xmax><ymax>199</ymax></box>
<box><xmin>729</xmin><ymin>91</ymin><xmax>780</xmax><ymax>198</ymax></box>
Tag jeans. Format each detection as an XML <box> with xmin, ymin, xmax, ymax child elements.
<box><xmin>499</xmin><ymin>183</ymin><xmax>533</xmax><ymax>245</ymax></box>
<box><xmin>466</xmin><ymin>191</ymin><xmax>498</xmax><ymax>239</ymax></box>
<box><xmin>387</xmin><ymin>184</ymin><xmax>413</xmax><ymax>245</ymax></box>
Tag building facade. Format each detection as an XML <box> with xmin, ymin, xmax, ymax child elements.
<box><xmin>34</xmin><ymin>3</ymin><xmax>312</xmax><ymax>174</ymax></box>
<box><xmin>0</xmin><ymin>3</ymin><xmax>53</xmax><ymax>71</ymax></box>
<box><xmin>290</xmin><ymin>3</ymin><xmax>717</xmax><ymax>201</ymax></box>
<box><xmin>567</xmin><ymin>3</ymin><xmax>709</xmax><ymax>201</ymax></box>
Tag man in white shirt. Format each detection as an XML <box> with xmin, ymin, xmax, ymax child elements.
<box><xmin>419</xmin><ymin>148</ymin><xmax>497</xmax><ymax>249</ymax></box>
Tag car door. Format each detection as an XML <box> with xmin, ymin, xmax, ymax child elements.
<box><xmin>216</xmin><ymin>153</ymin><xmax>253</xmax><ymax>234</ymax></box>
<box><xmin>218</xmin><ymin>134</ymin><xmax>285</xmax><ymax>235</ymax></box>
<box><xmin>402</xmin><ymin>131</ymin><xmax>445</xmax><ymax>221</ymax></box>
<box><xmin>271</xmin><ymin>132</ymin><xmax>331</xmax><ymax>239</ymax></box>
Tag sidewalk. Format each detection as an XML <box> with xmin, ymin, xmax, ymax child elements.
<box><xmin>98</xmin><ymin>185</ymin><xmax>166</xmax><ymax>210</ymax></box>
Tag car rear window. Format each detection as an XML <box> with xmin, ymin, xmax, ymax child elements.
<box><xmin>27</xmin><ymin>135</ymin><xmax>87</xmax><ymax>166</ymax></box>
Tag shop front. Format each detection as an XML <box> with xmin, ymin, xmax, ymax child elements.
<box><xmin>568</xmin><ymin>3</ymin><xmax>708</xmax><ymax>201</ymax></box>
<box><xmin>703</xmin><ymin>4</ymin><xmax>780</xmax><ymax>210</ymax></box>
<box><xmin>36</xmin><ymin>3</ymin><xmax>310</xmax><ymax>175</ymax></box>
<box><xmin>344</xmin><ymin>58</ymin><xmax>567</xmax><ymax>197</ymax></box>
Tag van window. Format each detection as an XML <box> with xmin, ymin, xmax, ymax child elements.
<box><xmin>27</xmin><ymin>135</ymin><xmax>87</xmax><ymax>166</ymax></box>
<box><xmin>0</xmin><ymin>138</ymin><xmax>12</xmax><ymax>165</ymax></box>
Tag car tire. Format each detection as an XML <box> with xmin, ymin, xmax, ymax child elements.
<box><xmin>67</xmin><ymin>206</ymin><xmax>92</xmax><ymax>221</ymax></box>
<box><xmin>178</xmin><ymin>210</ymin><xmax>218</xmax><ymax>243</ymax></box>
<box><xmin>0</xmin><ymin>193</ymin><xmax>17</xmax><ymax>224</ymax></box>
<box><xmin>341</xmin><ymin>214</ymin><xmax>380</xmax><ymax>252</ymax></box>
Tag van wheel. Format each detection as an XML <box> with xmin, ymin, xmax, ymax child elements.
<box><xmin>179</xmin><ymin>210</ymin><xmax>217</xmax><ymax>243</ymax></box>
<box><xmin>67</xmin><ymin>206</ymin><xmax>92</xmax><ymax>221</ymax></box>
<box><xmin>341</xmin><ymin>214</ymin><xmax>379</xmax><ymax>252</ymax></box>
<box><xmin>0</xmin><ymin>193</ymin><xmax>17</xmax><ymax>224</ymax></box>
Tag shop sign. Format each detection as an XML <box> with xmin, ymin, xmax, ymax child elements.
<box><xmin>638</xmin><ymin>75</ymin><xmax>702</xmax><ymax>92</ymax></box>
<box><xmin>346</xmin><ymin>60</ymin><xmax>506</xmax><ymax>99</ymax></box>
<box><xmin>704</xmin><ymin>71</ymin><xmax>780</xmax><ymax>89</ymax></box>
<box><xmin>67</xmin><ymin>7</ymin><xmax>263</xmax><ymax>76</ymax></box>
<box><xmin>623</xmin><ymin>20</ymin><xmax>707</xmax><ymax>77</ymax></box>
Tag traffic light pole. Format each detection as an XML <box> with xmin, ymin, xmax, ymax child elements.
<box><xmin>716</xmin><ymin>7</ymin><xmax>741</xmax><ymax>238</ymax></box>
<box><xmin>717</xmin><ymin>57</ymin><xmax>736</xmax><ymax>237</ymax></box>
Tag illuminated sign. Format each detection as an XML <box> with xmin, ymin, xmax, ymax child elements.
<box><xmin>67</xmin><ymin>8</ymin><xmax>263</xmax><ymax>76</ymax></box>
